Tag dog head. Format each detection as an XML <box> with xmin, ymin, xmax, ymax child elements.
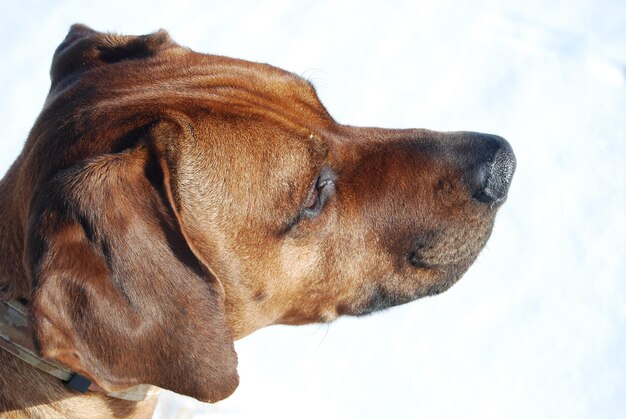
<box><xmin>6</xmin><ymin>25</ymin><xmax>515</xmax><ymax>402</ymax></box>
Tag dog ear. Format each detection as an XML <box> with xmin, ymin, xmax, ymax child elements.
<box><xmin>25</xmin><ymin>136</ymin><xmax>238</xmax><ymax>402</ymax></box>
<box><xmin>51</xmin><ymin>24</ymin><xmax>177</xmax><ymax>90</ymax></box>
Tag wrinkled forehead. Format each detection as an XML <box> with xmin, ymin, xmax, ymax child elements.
<box><xmin>165</xmin><ymin>53</ymin><xmax>332</xmax><ymax>127</ymax></box>
<box><xmin>44</xmin><ymin>26</ymin><xmax>337</xmax><ymax>191</ymax></box>
<box><xmin>140</xmin><ymin>54</ymin><xmax>333</xmax><ymax>204</ymax></box>
<box><xmin>50</xmin><ymin>25</ymin><xmax>333</xmax><ymax>132</ymax></box>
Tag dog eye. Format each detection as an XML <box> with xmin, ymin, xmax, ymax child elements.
<box><xmin>303</xmin><ymin>186</ymin><xmax>320</xmax><ymax>210</ymax></box>
<box><xmin>302</xmin><ymin>169</ymin><xmax>335</xmax><ymax>219</ymax></box>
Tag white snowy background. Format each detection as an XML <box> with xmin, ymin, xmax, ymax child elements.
<box><xmin>1</xmin><ymin>1</ymin><xmax>625</xmax><ymax>418</ymax></box>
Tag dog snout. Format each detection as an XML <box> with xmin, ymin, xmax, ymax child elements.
<box><xmin>467</xmin><ymin>134</ymin><xmax>516</xmax><ymax>204</ymax></box>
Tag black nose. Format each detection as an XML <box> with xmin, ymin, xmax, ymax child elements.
<box><xmin>468</xmin><ymin>135</ymin><xmax>516</xmax><ymax>204</ymax></box>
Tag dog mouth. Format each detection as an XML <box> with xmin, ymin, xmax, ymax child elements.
<box><xmin>336</xmin><ymin>267</ymin><xmax>456</xmax><ymax>317</ymax></box>
<box><xmin>343</xmin><ymin>234</ymin><xmax>489</xmax><ymax>318</ymax></box>
<box><xmin>344</xmin><ymin>287</ymin><xmax>423</xmax><ymax>317</ymax></box>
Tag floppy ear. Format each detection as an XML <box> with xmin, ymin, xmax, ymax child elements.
<box><xmin>25</xmin><ymin>136</ymin><xmax>238</xmax><ymax>402</ymax></box>
<box><xmin>50</xmin><ymin>23</ymin><xmax>176</xmax><ymax>90</ymax></box>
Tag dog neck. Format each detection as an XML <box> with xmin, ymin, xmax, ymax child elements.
<box><xmin>0</xmin><ymin>299</ymin><xmax>159</xmax><ymax>401</ymax></box>
<box><xmin>0</xmin><ymin>179</ymin><xmax>162</xmax><ymax>416</ymax></box>
<box><xmin>0</xmin><ymin>347</ymin><xmax>159</xmax><ymax>418</ymax></box>
<box><xmin>0</xmin><ymin>171</ymin><xmax>31</xmax><ymax>301</ymax></box>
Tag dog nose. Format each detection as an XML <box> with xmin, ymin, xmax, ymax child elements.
<box><xmin>469</xmin><ymin>135</ymin><xmax>516</xmax><ymax>204</ymax></box>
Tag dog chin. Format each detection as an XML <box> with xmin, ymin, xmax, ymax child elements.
<box><xmin>346</xmin><ymin>270</ymin><xmax>466</xmax><ymax>317</ymax></box>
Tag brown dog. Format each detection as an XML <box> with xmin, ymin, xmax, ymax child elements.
<box><xmin>0</xmin><ymin>24</ymin><xmax>515</xmax><ymax>417</ymax></box>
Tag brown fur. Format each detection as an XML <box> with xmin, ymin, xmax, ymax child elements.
<box><xmin>0</xmin><ymin>24</ymin><xmax>513</xmax><ymax>417</ymax></box>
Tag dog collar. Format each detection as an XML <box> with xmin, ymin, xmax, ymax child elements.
<box><xmin>0</xmin><ymin>299</ymin><xmax>159</xmax><ymax>401</ymax></box>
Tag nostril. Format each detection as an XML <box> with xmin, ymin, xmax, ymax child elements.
<box><xmin>472</xmin><ymin>138</ymin><xmax>516</xmax><ymax>203</ymax></box>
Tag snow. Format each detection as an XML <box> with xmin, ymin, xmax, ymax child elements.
<box><xmin>1</xmin><ymin>1</ymin><xmax>624</xmax><ymax>418</ymax></box>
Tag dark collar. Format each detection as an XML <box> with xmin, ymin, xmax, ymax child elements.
<box><xmin>0</xmin><ymin>299</ymin><xmax>159</xmax><ymax>401</ymax></box>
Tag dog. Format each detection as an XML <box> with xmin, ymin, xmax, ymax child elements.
<box><xmin>0</xmin><ymin>24</ymin><xmax>515</xmax><ymax>417</ymax></box>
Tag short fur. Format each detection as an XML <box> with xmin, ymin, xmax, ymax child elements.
<box><xmin>0</xmin><ymin>24</ymin><xmax>513</xmax><ymax>417</ymax></box>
